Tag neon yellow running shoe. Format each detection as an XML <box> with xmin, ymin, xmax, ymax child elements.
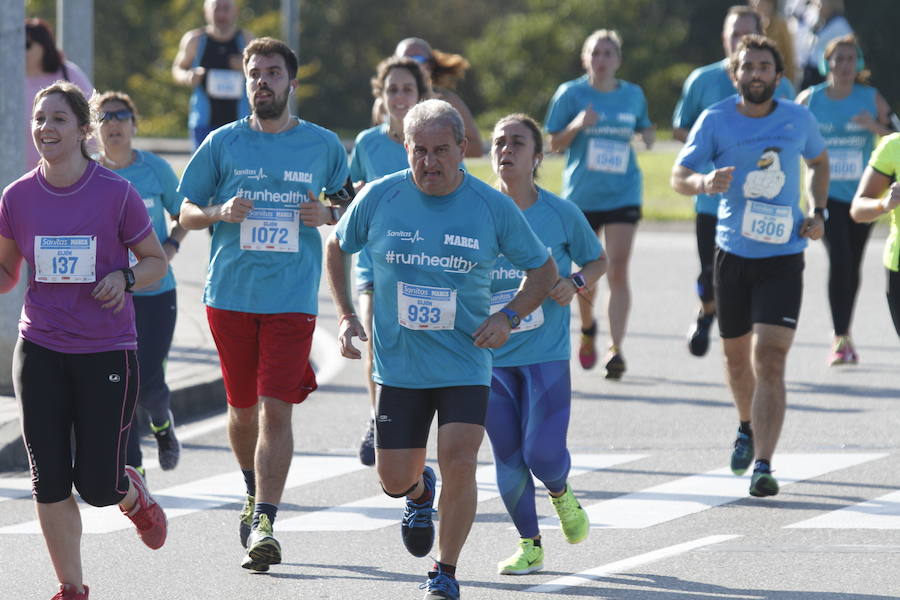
<box><xmin>239</xmin><ymin>494</ymin><xmax>254</xmax><ymax>548</ymax></box>
<box><xmin>550</xmin><ymin>484</ymin><xmax>589</xmax><ymax>544</ymax></box>
<box><xmin>242</xmin><ymin>513</ymin><xmax>281</xmax><ymax>572</ymax></box>
<box><xmin>497</xmin><ymin>538</ymin><xmax>544</xmax><ymax>575</ymax></box>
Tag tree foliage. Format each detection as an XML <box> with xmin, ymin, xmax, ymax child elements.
<box><xmin>23</xmin><ymin>0</ymin><xmax>900</xmax><ymax>138</ymax></box>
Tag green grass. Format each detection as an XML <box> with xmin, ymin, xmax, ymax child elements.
<box><xmin>465</xmin><ymin>148</ymin><xmax>694</xmax><ymax>220</ymax></box>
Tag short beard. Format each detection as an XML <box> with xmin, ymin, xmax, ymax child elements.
<box><xmin>252</xmin><ymin>90</ymin><xmax>288</xmax><ymax>120</ymax></box>
<box><xmin>740</xmin><ymin>80</ymin><xmax>776</xmax><ymax>105</ymax></box>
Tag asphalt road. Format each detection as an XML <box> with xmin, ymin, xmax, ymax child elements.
<box><xmin>1</xmin><ymin>224</ymin><xmax>898</xmax><ymax>600</ymax></box>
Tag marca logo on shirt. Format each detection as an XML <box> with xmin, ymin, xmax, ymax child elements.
<box><xmin>443</xmin><ymin>234</ymin><xmax>480</xmax><ymax>249</ymax></box>
<box><xmin>387</xmin><ymin>230</ymin><xmax>425</xmax><ymax>243</ymax></box>
<box><xmin>234</xmin><ymin>168</ymin><xmax>267</xmax><ymax>181</ymax></box>
<box><xmin>617</xmin><ymin>112</ymin><xmax>637</xmax><ymax>124</ymax></box>
<box><xmin>284</xmin><ymin>170</ymin><xmax>313</xmax><ymax>183</ymax></box>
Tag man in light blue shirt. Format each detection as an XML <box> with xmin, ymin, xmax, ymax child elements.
<box><xmin>178</xmin><ymin>38</ymin><xmax>351</xmax><ymax>573</ymax></box>
<box><xmin>672</xmin><ymin>35</ymin><xmax>829</xmax><ymax>499</ymax></box>
<box><xmin>326</xmin><ymin>99</ymin><xmax>556</xmax><ymax>600</ymax></box>
<box><xmin>673</xmin><ymin>5</ymin><xmax>796</xmax><ymax>357</ymax></box>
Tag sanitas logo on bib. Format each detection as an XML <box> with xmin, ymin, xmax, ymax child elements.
<box><xmin>283</xmin><ymin>170</ymin><xmax>313</xmax><ymax>183</ymax></box>
<box><xmin>443</xmin><ymin>234</ymin><xmax>480</xmax><ymax>249</ymax></box>
<box><xmin>233</xmin><ymin>168</ymin><xmax>267</xmax><ymax>181</ymax></box>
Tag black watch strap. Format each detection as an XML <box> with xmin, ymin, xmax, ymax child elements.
<box><xmin>121</xmin><ymin>268</ymin><xmax>136</xmax><ymax>293</ymax></box>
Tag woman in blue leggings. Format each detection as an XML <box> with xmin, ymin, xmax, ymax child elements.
<box><xmin>486</xmin><ymin>114</ymin><xmax>607</xmax><ymax>575</ymax></box>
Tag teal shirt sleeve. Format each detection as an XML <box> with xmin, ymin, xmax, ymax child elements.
<box><xmin>635</xmin><ymin>86</ymin><xmax>652</xmax><ymax>130</ymax></box>
<box><xmin>800</xmin><ymin>107</ymin><xmax>827</xmax><ymax>159</ymax></box>
<box><xmin>348</xmin><ymin>131</ymin><xmax>366</xmax><ymax>182</ymax></box>
<box><xmin>564</xmin><ymin>202</ymin><xmax>604</xmax><ymax>267</ymax></box>
<box><xmin>323</xmin><ymin>134</ymin><xmax>351</xmax><ymax>195</ymax></box>
<box><xmin>335</xmin><ymin>187</ymin><xmax>373</xmax><ymax>254</ymax></box>
<box><xmin>150</xmin><ymin>154</ymin><xmax>183</xmax><ymax>219</ymax></box>
<box><xmin>495</xmin><ymin>199</ymin><xmax>549</xmax><ymax>270</ymax></box>
<box><xmin>178</xmin><ymin>134</ymin><xmax>220</xmax><ymax>207</ymax></box>
<box><xmin>673</xmin><ymin>69</ymin><xmax>704</xmax><ymax>130</ymax></box>
<box><xmin>545</xmin><ymin>83</ymin><xmax>574</xmax><ymax>134</ymax></box>
<box><xmin>676</xmin><ymin>109</ymin><xmax>717</xmax><ymax>173</ymax></box>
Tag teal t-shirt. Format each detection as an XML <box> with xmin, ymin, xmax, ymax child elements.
<box><xmin>348</xmin><ymin>124</ymin><xmax>410</xmax><ymax>286</ymax></box>
<box><xmin>805</xmin><ymin>83</ymin><xmax>878</xmax><ymax>203</ymax></box>
<box><xmin>490</xmin><ymin>189</ymin><xmax>602</xmax><ymax>367</ymax></box>
<box><xmin>544</xmin><ymin>76</ymin><xmax>651</xmax><ymax>211</ymax></box>
<box><xmin>336</xmin><ymin>169</ymin><xmax>549</xmax><ymax>388</ymax></box>
<box><xmin>677</xmin><ymin>96</ymin><xmax>826</xmax><ymax>259</ymax></box>
<box><xmin>116</xmin><ymin>150</ymin><xmax>182</xmax><ymax>296</ymax></box>
<box><xmin>178</xmin><ymin>117</ymin><xmax>349</xmax><ymax>314</ymax></box>
<box><xmin>673</xmin><ymin>59</ymin><xmax>796</xmax><ymax>215</ymax></box>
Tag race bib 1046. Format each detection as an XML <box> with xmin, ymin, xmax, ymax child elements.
<box><xmin>240</xmin><ymin>208</ymin><xmax>299</xmax><ymax>253</ymax></box>
<box><xmin>397</xmin><ymin>282</ymin><xmax>457</xmax><ymax>330</ymax></box>
<box><xmin>587</xmin><ymin>139</ymin><xmax>630</xmax><ymax>174</ymax></box>
<box><xmin>34</xmin><ymin>235</ymin><xmax>96</xmax><ymax>283</ymax></box>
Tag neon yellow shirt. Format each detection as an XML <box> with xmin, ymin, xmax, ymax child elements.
<box><xmin>868</xmin><ymin>133</ymin><xmax>900</xmax><ymax>271</ymax></box>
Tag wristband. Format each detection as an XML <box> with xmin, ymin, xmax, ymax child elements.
<box><xmin>164</xmin><ymin>237</ymin><xmax>180</xmax><ymax>252</ymax></box>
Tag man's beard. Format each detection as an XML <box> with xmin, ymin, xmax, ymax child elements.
<box><xmin>252</xmin><ymin>88</ymin><xmax>289</xmax><ymax>120</ymax></box>
<box><xmin>740</xmin><ymin>79</ymin><xmax>776</xmax><ymax>105</ymax></box>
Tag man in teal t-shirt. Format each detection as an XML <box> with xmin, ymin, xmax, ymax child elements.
<box><xmin>672</xmin><ymin>35</ymin><xmax>829</xmax><ymax>500</ymax></box>
<box><xmin>178</xmin><ymin>38</ymin><xmax>351</xmax><ymax>573</ymax></box>
<box><xmin>673</xmin><ymin>5</ymin><xmax>796</xmax><ymax>357</ymax></box>
<box><xmin>327</xmin><ymin>99</ymin><xmax>556</xmax><ymax>600</ymax></box>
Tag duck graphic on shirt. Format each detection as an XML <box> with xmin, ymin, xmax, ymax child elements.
<box><xmin>743</xmin><ymin>147</ymin><xmax>786</xmax><ymax>199</ymax></box>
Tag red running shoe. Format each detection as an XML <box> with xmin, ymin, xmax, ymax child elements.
<box><xmin>120</xmin><ymin>465</ymin><xmax>167</xmax><ymax>550</ymax></box>
<box><xmin>50</xmin><ymin>584</ymin><xmax>89</xmax><ymax>599</ymax></box>
<box><xmin>578</xmin><ymin>322</ymin><xmax>598</xmax><ymax>370</ymax></box>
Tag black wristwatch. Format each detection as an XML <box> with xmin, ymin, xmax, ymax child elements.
<box><xmin>499</xmin><ymin>307</ymin><xmax>521</xmax><ymax>329</ymax></box>
<box><xmin>121</xmin><ymin>268</ymin><xmax>136</xmax><ymax>293</ymax></box>
<box><xmin>813</xmin><ymin>206</ymin><xmax>829</xmax><ymax>222</ymax></box>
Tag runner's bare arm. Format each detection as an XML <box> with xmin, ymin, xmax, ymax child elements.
<box><xmin>0</xmin><ymin>235</ymin><xmax>23</xmax><ymax>293</ymax></box>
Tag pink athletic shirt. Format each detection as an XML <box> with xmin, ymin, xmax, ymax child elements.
<box><xmin>0</xmin><ymin>162</ymin><xmax>153</xmax><ymax>353</ymax></box>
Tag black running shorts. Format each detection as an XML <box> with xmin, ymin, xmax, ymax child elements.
<box><xmin>375</xmin><ymin>384</ymin><xmax>489</xmax><ymax>449</ymax></box>
<box><xmin>714</xmin><ymin>250</ymin><xmax>804</xmax><ymax>338</ymax></box>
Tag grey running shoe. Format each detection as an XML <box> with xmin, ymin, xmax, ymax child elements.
<box><xmin>241</xmin><ymin>514</ymin><xmax>281</xmax><ymax>572</ymax></box>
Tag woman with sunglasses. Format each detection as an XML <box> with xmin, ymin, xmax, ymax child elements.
<box><xmin>94</xmin><ymin>91</ymin><xmax>189</xmax><ymax>477</ymax></box>
<box><xmin>1</xmin><ymin>82</ymin><xmax>168</xmax><ymax>600</ymax></box>
<box><xmin>545</xmin><ymin>29</ymin><xmax>654</xmax><ymax>380</ymax></box>
<box><xmin>795</xmin><ymin>35</ymin><xmax>892</xmax><ymax>365</ymax></box>
<box><xmin>25</xmin><ymin>18</ymin><xmax>93</xmax><ymax>171</ymax></box>
<box><xmin>348</xmin><ymin>56</ymin><xmax>428</xmax><ymax>466</ymax></box>
<box><xmin>487</xmin><ymin>113</ymin><xmax>606</xmax><ymax>575</ymax></box>
<box><xmin>372</xmin><ymin>37</ymin><xmax>483</xmax><ymax>157</ymax></box>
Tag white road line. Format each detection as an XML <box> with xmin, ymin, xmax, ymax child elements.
<box><xmin>0</xmin><ymin>477</ymin><xmax>33</xmax><ymax>503</ymax></box>
<box><xmin>524</xmin><ymin>534</ymin><xmax>741</xmax><ymax>594</ymax></box>
<box><xmin>787</xmin><ymin>489</ymin><xmax>900</xmax><ymax>530</ymax></box>
<box><xmin>538</xmin><ymin>452</ymin><xmax>886</xmax><ymax>531</ymax></box>
<box><xmin>0</xmin><ymin>454</ymin><xmax>366</xmax><ymax>535</ymax></box>
<box><xmin>277</xmin><ymin>453</ymin><xmax>645</xmax><ymax>532</ymax></box>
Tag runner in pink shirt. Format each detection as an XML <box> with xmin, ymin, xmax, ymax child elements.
<box><xmin>0</xmin><ymin>82</ymin><xmax>168</xmax><ymax>600</ymax></box>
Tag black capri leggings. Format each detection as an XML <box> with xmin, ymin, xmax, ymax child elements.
<box><xmin>822</xmin><ymin>198</ymin><xmax>873</xmax><ymax>335</ymax></box>
<box><xmin>695</xmin><ymin>213</ymin><xmax>718</xmax><ymax>303</ymax></box>
<box><xmin>888</xmin><ymin>267</ymin><xmax>900</xmax><ymax>339</ymax></box>
<box><xmin>13</xmin><ymin>339</ymin><xmax>139</xmax><ymax>505</ymax></box>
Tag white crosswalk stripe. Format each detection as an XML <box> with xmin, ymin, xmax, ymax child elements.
<box><xmin>787</xmin><ymin>489</ymin><xmax>900</xmax><ymax>530</ymax></box>
<box><xmin>0</xmin><ymin>454</ymin><xmax>366</xmax><ymax>535</ymax></box>
<box><xmin>538</xmin><ymin>452</ymin><xmax>886</xmax><ymax>530</ymax></box>
<box><xmin>277</xmin><ymin>453</ymin><xmax>645</xmax><ymax>532</ymax></box>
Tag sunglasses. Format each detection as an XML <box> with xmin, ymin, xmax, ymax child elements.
<box><xmin>409</xmin><ymin>54</ymin><xmax>430</xmax><ymax>65</ymax></box>
<box><xmin>99</xmin><ymin>109</ymin><xmax>134</xmax><ymax>122</ymax></box>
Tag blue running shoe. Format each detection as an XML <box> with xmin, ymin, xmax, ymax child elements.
<box><xmin>402</xmin><ymin>466</ymin><xmax>436</xmax><ymax>557</ymax></box>
<box><xmin>419</xmin><ymin>569</ymin><xmax>460</xmax><ymax>600</ymax></box>
<box><xmin>730</xmin><ymin>430</ymin><xmax>754</xmax><ymax>475</ymax></box>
